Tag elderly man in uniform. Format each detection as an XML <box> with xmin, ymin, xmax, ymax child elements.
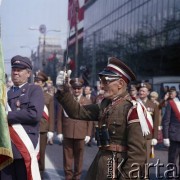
<box><xmin>0</xmin><ymin>55</ymin><xmax>44</xmax><ymax>180</ymax></box>
<box><xmin>162</xmin><ymin>88</ymin><xmax>180</xmax><ymax>177</ymax></box>
<box><xmin>137</xmin><ymin>83</ymin><xmax>159</xmax><ymax>162</ymax></box>
<box><xmin>56</xmin><ymin>78</ymin><xmax>93</xmax><ymax>180</ymax></box>
<box><xmin>55</xmin><ymin>57</ymin><xmax>152</xmax><ymax>179</ymax></box>
<box><xmin>34</xmin><ymin>71</ymin><xmax>54</xmax><ymax>177</ymax></box>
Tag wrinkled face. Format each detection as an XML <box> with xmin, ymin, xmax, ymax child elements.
<box><xmin>11</xmin><ymin>68</ymin><xmax>31</xmax><ymax>86</ymax></box>
<box><xmin>72</xmin><ymin>87</ymin><xmax>83</xmax><ymax>97</ymax></box>
<box><xmin>138</xmin><ymin>87</ymin><xmax>149</xmax><ymax>99</ymax></box>
<box><xmin>99</xmin><ymin>76</ymin><xmax>123</xmax><ymax>99</ymax></box>
<box><xmin>84</xmin><ymin>86</ymin><xmax>91</xmax><ymax>95</ymax></box>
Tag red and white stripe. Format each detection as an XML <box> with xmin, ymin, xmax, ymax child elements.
<box><xmin>169</xmin><ymin>98</ymin><xmax>180</xmax><ymax>121</ymax></box>
<box><xmin>43</xmin><ymin>105</ymin><xmax>49</xmax><ymax>121</ymax></box>
<box><xmin>107</xmin><ymin>63</ymin><xmax>131</xmax><ymax>81</ymax></box>
<box><xmin>7</xmin><ymin>103</ymin><xmax>40</xmax><ymax>180</ymax></box>
<box><xmin>9</xmin><ymin>125</ymin><xmax>40</xmax><ymax>180</ymax></box>
<box><xmin>128</xmin><ymin>99</ymin><xmax>153</xmax><ymax>136</ymax></box>
<box><xmin>68</xmin><ymin>0</ymin><xmax>85</xmax><ymax>29</ymax></box>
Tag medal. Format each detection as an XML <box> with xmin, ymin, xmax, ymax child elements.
<box><xmin>16</xmin><ymin>100</ymin><xmax>21</xmax><ymax>110</ymax></box>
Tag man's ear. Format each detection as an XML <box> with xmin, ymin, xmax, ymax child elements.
<box><xmin>117</xmin><ymin>78</ymin><xmax>125</xmax><ymax>88</ymax></box>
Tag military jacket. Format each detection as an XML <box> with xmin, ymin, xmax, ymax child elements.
<box><xmin>40</xmin><ymin>91</ymin><xmax>54</xmax><ymax>133</ymax></box>
<box><xmin>57</xmin><ymin>95</ymin><xmax>93</xmax><ymax>139</ymax></box>
<box><xmin>8</xmin><ymin>83</ymin><xmax>44</xmax><ymax>159</ymax></box>
<box><xmin>56</xmin><ymin>90</ymin><xmax>146</xmax><ymax>179</ymax></box>
<box><xmin>141</xmin><ymin>99</ymin><xmax>159</xmax><ymax>140</ymax></box>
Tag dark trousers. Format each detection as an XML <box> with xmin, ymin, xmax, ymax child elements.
<box><xmin>168</xmin><ymin>140</ymin><xmax>180</xmax><ymax>178</ymax></box>
<box><xmin>0</xmin><ymin>159</ymin><xmax>27</xmax><ymax>180</ymax></box>
<box><xmin>63</xmin><ymin>138</ymin><xmax>85</xmax><ymax>180</ymax></box>
<box><xmin>38</xmin><ymin>132</ymin><xmax>47</xmax><ymax>172</ymax></box>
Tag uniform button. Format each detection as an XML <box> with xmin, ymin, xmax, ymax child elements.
<box><xmin>113</xmin><ymin>121</ymin><xmax>116</xmax><ymax>124</ymax></box>
<box><xmin>112</xmin><ymin>131</ymin><xmax>116</xmax><ymax>134</ymax></box>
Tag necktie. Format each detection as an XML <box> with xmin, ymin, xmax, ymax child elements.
<box><xmin>14</xmin><ymin>86</ymin><xmax>19</xmax><ymax>92</ymax></box>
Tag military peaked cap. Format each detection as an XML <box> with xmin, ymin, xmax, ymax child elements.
<box><xmin>98</xmin><ymin>57</ymin><xmax>136</xmax><ymax>84</ymax></box>
<box><xmin>70</xmin><ymin>78</ymin><xmax>84</xmax><ymax>88</ymax></box>
<box><xmin>35</xmin><ymin>71</ymin><xmax>48</xmax><ymax>82</ymax></box>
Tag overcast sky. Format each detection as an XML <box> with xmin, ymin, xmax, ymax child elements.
<box><xmin>0</xmin><ymin>0</ymin><xmax>68</xmax><ymax>74</ymax></box>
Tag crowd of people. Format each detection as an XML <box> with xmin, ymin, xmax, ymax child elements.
<box><xmin>1</xmin><ymin>55</ymin><xmax>180</xmax><ymax>180</ymax></box>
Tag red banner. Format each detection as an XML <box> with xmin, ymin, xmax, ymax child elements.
<box><xmin>68</xmin><ymin>0</ymin><xmax>84</xmax><ymax>29</ymax></box>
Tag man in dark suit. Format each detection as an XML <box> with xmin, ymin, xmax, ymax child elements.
<box><xmin>162</xmin><ymin>88</ymin><xmax>180</xmax><ymax>177</ymax></box>
<box><xmin>34</xmin><ymin>71</ymin><xmax>54</xmax><ymax>177</ymax></box>
<box><xmin>0</xmin><ymin>55</ymin><xmax>44</xmax><ymax>180</ymax></box>
<box><xmin>56</xmin><ymin>78</ymin><xmax>93</xmax><ymax>180</ymax></box>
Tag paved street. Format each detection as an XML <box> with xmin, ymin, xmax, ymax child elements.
<box><xmin>42</xmin><ymin>138</ymin><xmax>98</xmax><ymax>180</ymax></box>
<box><xmin>42</xmin><ymin>139</ymin><xmax>169</xmax><ymax>180</ymax></box>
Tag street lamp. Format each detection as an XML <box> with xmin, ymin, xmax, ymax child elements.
<box><xmin>29</xmin><ymin>25</ymin><xmax>61</xmax><ymax>69</ymax></box>
<box><xmin>20</xmin><ymin>45</ymin><xmax>34</xmax><ymax>55</ymax></box>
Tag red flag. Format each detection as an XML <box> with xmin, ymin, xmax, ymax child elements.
<box><xmin>48</xmin><ymin>53</ymin><xmax>56</xmax><ymax>61</ymax></box>
<box><xmin>67</xmin><ymin>57</ymin><xmax>75</xmax><ymax>70</ymax></box>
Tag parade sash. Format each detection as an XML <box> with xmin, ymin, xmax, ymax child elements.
<box><xmin>7</xmin><ymin>104</ymin><xmax>41</xmax><ymax>180</ymax></box>
<box><xmin>129</xmin><ymin>99</ymin><xmax>153</xmax><ymax>136</ymax></box>
<box><xmin>169</xmin><ymin>98</ymin><xmax>180</xmax><ymax>121</ymax></box>
<box><xmin>9</xmin><ymin>125</ymin><xmax>41</xmax><ymax>180</ymax></box>
<box><xmin>42</xmin><ymin>105</ymin><xmax>49</xmax><ymax>121</ymax></box>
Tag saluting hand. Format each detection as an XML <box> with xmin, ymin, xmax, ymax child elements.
<box><xmin>56</xmin><ymin>70</ymin><xmax>72</xmax><ymax>86</ymax></box>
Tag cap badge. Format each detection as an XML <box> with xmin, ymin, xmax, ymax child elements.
<box><xmin>14</xmin><ymin>60</ymin><xmax>20</xmax><ymax>64</ymax></box>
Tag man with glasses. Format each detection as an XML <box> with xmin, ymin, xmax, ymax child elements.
<box><xmin>55</xmin><ymin>57</ymin><xmax>150</xmax><ymax>179</ymax></box>
<box><xmin>56</xmin><ymin>78</ymin><xmax>93</xmax><ymax>180</ymax></box>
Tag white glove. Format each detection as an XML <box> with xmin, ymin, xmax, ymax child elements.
<box><xmin>163</xmin><ymin>138</ymin><xmax>170</xmax><ymax>147</ymax></box>
<box><xmin>57</xmin><ymin>134</ymin><xmax>63</xmax><ymax>143</ymax></box>
<box><xmin>47</xmin><ymin>132</ymin><xmax>54</xmax><ymax>141</ymax></box>
<box><xmin>56</xmin><ymin>70</ymin><xmax>72</xmax><ymax>86</ymax></box>
<box><xmin>84</xmin><ymin>136</ymin><xmax>91</xmax><ymax>144</ymax></box>
<box><xmin>151</xmin><ymin>138</ymin><xmax>158</xmax><ymax>146</ymax></box>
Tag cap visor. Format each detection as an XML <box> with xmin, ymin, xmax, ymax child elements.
<box><xmin>12</xmin><ymin>64</ymin><xmax>27</xmax><ymax>69</ymax></box>
<box><xmin>98</xmin><ymin>69</ymin><xmax>120</xmax><ymax>77</ymax></box>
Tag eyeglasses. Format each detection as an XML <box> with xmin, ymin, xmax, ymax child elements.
<box><xmin>99</xmin><ymin>76</ymin><xmax>120</xmax><ymax>85</ymax></box>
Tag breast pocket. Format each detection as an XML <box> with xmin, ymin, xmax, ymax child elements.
<box><xmin>108</xmin><ymin>117</ymin><xmax>124</xmax><ymax>136</ymax></box>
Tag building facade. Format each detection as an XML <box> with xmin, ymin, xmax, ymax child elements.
<box><xmin>83</xmin><ymin>0</ymin><xmax>180</xmax><ymax>85</ymax></box>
